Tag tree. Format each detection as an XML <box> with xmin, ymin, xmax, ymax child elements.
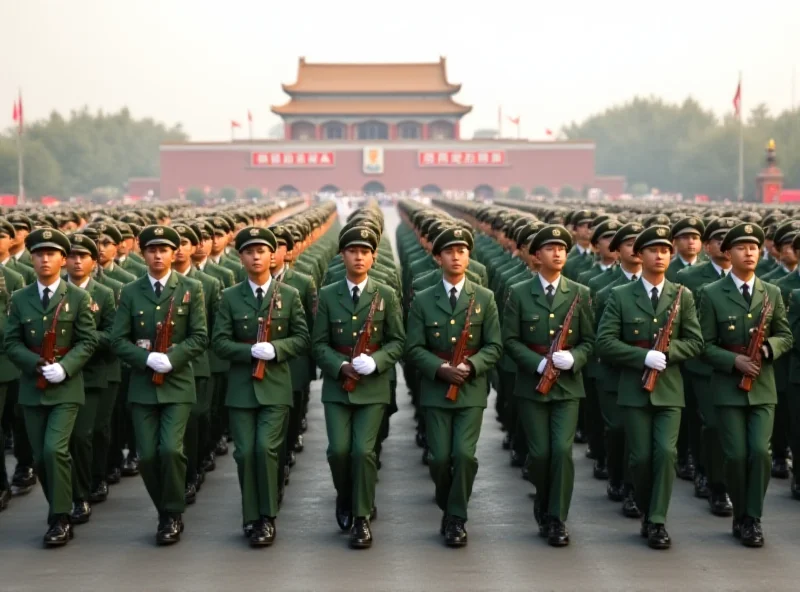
<box><xmin>219</xmin><ymin>186</ymin><xmax>237</xmax><ymax>201</ymax></box>
<box><xmin>532</xmin><ymin>185</ymin><xmax>553</xmax><ymax>197</ymax></box>
<box><xmin>629</xmin><ymin>182</ymin><xmax>649</xmax><ymax>196</ymax></box>
<box><xmin>506</xmin><ymin>185</ymin><xmax>526</xmax><ymax>200</ymax></box>
<box><xmin>558</xmin><ymin>185</ymin><xmax>577</xmax><ymax>198</ymax></box>
<box><xmin>185</xmin><ymin>187</ymin><xmax>205</xmax><ymax>205</ymax></box>
<box><xmin>243</xmin><ymin>187</ymin><xmax>263</xmax><ymax>200</ymax></box>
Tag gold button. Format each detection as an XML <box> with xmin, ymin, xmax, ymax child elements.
<box><xmin>747</xmin><ymin>313</ymin><xmax>752</xmax><ymax>319</ymax></box>
<box><xmin>653</xmin><ymin>318</ymin><xmax>658</xmax><ymax>322</ymax></box>
<box><xmin>352</xmin><ymin>316</ymin><xmax>357</xmax><ymax>320</ymax></box>
<box><xmin>43</xmin><ymin>316</ymin><xmax>47</xmax><ymax>321</ymax></box>
<box><xmin>277</xmin><ymin>326</ymin><xmax>282</xmax><ymax>331</ymax></box>
<box><xmin>549</xmin><ymin>330</ymin><xmax>555</xmax><ymax>335</ymax></box>
<box><xmin>434</xmin><ymin>332</ymin><xmax>440</xmax><ymax>337</ymax></box>
<box><xmin>529</xmin><ymin>326</ymin><xmax>534</xmax><ymax>331</ymax></box>
<box><xmin>549</xmin><ymin>313</ymin><xmax>555</xmax><ymax>318</ymax></box>
<box><xmin>450</xmin><ymin>319</ymin><xmax>455</xmax><ymax>325</ymax></box>
<box><xmin>156</xmin><ymin>306</ymin><xmax>161</xmax><ymax>310</ymax></box>
<box><xmin>634</xmin><ymin>329</ymin><xmax>639</xmax><ymax>335</ymax></box>
<box><xmin>352</xmin><ymin>332</ymin><xmax>357</xmax><ymax>337</ymax></box>
<box><xmin>568</xmin><ymin>329</ymin><xmax>573</xmax><ymax>334</ymax></box>
<box><xmin>451</xmin><ymin>336</ymin><xmax>457</xmax><ymax>342</ymax></box>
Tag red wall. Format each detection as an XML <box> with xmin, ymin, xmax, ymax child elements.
<box><xmin>159</xmin><ymin>143</ymin><xmax>600</xmax><ymax>198</ymax></box>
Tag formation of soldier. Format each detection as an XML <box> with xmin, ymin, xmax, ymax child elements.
<box><xmin>0</xmin><ymin>196</ymin><xmax>798</xmax><ymax>553</ymax></box>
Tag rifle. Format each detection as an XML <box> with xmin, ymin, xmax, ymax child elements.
<box><xmin>342</xmin><ymin>294</ymin><xmax>381</xmax><ymax>392</ymax></box>
<box><xmin>151</xmin><ymin>296</ymin><xmax>175</xmax><ymax>385</ymax></box>
<box><xmin>37</xmin><ymin>295</ymin><xmax>67</xmax><ymax>390</ymax></box>
<box><xmin>739</xmin><ymin>296</ymin><xmax>772</xmax><ymax>392</ymax></box>
<box><xmin>642</xmin><ymin>285</ymin><xmax>684</xmax><ymax>393</ymax></box>
<box><xmin>446</xmin><ymin>295</ymin><xmax>476</xmax><ymax>402</ymax></box>
<box><xmin>252</xmin><ymin>281</ymin><xmax>282</xmax><ymax>380</ymax></box>
<box><xmin>536</xmin><ymin>294</ymin><xmax>581</xmax><ymax>395</ymax></box>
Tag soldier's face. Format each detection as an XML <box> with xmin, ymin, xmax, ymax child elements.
<box><xmin>144</xmin><ymin>245</ymin><xmax>175</xmax><ymax>274</ymax></box>
<box><xmin>32</xmin><ymin>248</ymin><xmax>66</xmax><ymax>279</ymax></box>
<box><xmin>780</xmin><ymin>243</ymin><xmax>799</xmax><ymax>267</ymax></box>
<box><xmin>97</xmin><ymin>240</ymin><xmax>117</xmax><ymax>265</ymax></box>
<box><xmin>61</xmin><ymin>221</ymin><xmax>78</xmax><ymax>232</ymax></box>
<box><xmin>119</xmin><ymin>238</ymin><xmax>135</xmax><ymax>256</ymax></box>
<box><xmin>211</xmin><ymin>233</ymin><xmax>226</xmax><ymax>255</ymax></box>
<box><xmin>675</xmin><ymin>234</ymin><xmax>701</xmax><ymax>259</ymax></box>
<box><xmin>728</xmin><ymin>243</ymin><xmax>759</xmax><ymax>273</ymax></box>
<box><xmin>640</xmin><ymin>246</ymin><xmax>672</xmax><ymax>273</ymax></box>
<box><xmin>596</xmin><ymin>237</ymin><xmax>618</xmax><ymax>261</ymax></box>
<box><xmin>175</xmin><ymin>238</ymin><xmax>196</xmax><ymax>264</ymax></box>
<box><xmin>272</xmin><ymin>245</ymin><xmax>287</xmax><ymax>269</ymax></box>
<box><xmin>619</xmin><ymin>239</ymin><xmax>641</xmax><ymax>266</ymax></box>
<box><xmin>535</xmin><ymin>244</ymin><xmax>567</xmax><ymax>272</ymax></box>
<box><xmin>66</xmin><ymin>252</ymin><xmax>94</xmax><ymax>280</ymax></box>
<box><xmin>0</xmin><ymin>233</ymin><xmax>10</xmax><ymax>257</ymax></box>
<box><xmin>705</xmin><ymin>238</ymin><xmax>729</xmax><ymax>262</ymax></box>
<box><xmin>435</xmin><ymin>245</ymin><xmax>470</xmax><ymax>276</ymax></box>
<box><xmin>241</xmin><ymin>245</ymin><xmax>272</xmax><ymax>275</ymax></box>
<box><xmin>342</xmin><ymin>246</ymin><xmax>374</xmax><ymax>276</ymax></box>
<box><xmin>575</xmin><ymin>223</ymin><xmax>592</xmax><ymax>241</ymax></box>
<box><xmin>194</xmin><ymin>237</ymin><xmax>212</xmax><ymax>259</ymax></box>
<box><xmin>12</xmin><ymin>228</ymin><xmax>28</xmax><ymax>249</ymax></box>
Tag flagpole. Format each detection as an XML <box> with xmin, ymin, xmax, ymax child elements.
<box><xmin>737</xmin><ymin>71</ymin><xmax>744</xmax><ymax>202</ymax></box>
<box><xmin>16</xmin><ymin>128</ymin><xmax>24</xmax><ymax>204</ymax></box>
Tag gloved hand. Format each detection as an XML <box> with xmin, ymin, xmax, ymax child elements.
<box><xmin>537</xmin><ymin>358</ymin><xmax>548</xmax><ymax>375</ymax></box>
<box><xmin>352</xmin><ymin>353</ymin><xmax>377</xmax><ymax>375</ymax></box>
<box><xmin>644</xmin><ymin>350</ymin><xmax>667</xmax><ymax>371</ymax></box>
<box><xmin>552</xmin><ymin>350</ymin><xmax>575</xmax><ymax>371</ymax></box>
<box><xmin>456</xmin><ymin>362</ymin><xmax>472</xmax><ymax>375</ymax></box>
<box><xmin>146</xmin><ymin>352</ymin><xmax>173</xmax><ymax>373</ymax></box>
<box><xmin>42</xmin><ymin>363</ymin><xmax>66</xmax><ymax>384</ymax></box>
<box><xmin>251</xmin><ymin>342</ymin><xmax>276</xmax><ymax>361</ymax></box>
<box><xmin>761</xmin><ymin>344</ymin><xmax>771</xmax><ymax>359</ymax></box>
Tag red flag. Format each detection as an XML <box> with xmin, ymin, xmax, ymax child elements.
<box><xmin>733</xmin><ymin>81</ymin><xmax>741</xmax><ymax>118</ymax></box>
<box><xmin>247</xmin><ymin>110</ymin><xmax>253</xmax><ymax>122</ymax></box>
<box><xmin>545</xmin><ymin>129</ymin><xmax>553</xmax><ymax>136</ymax></box>
<box><xmin>507</xmin><ymin>115</ymin><xmax>520</xmax><ymax>125</ymax></box>
<box><xmin>17</xmin><ymin>91</ymin><xmax>23</xmax><ymax>132</ymax></box>
<box><xmin>231</xmin><ymin>120</ymin><xmax>241</xmax><ymax>128</ymax></box>
<box><xmin>12</xmin><ymin>100</ymin><xmax>18</xmax><ymax>122</ymax></box>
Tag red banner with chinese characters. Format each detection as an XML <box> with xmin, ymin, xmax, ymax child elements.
<box><xmin>251</xmin><ymin>152</ymin><xmax>336</xmax><ymax>167</ymax></box>
<box><xmin>418</xmin><ymin>150</ymin><xmax>506</xmax><ymax>167</ymax></box>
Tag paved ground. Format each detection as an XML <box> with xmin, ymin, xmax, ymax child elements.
<box><xmin>2</xmin><ymin>205</ymin><xmax>799</xmax><ymax>591</ymax></box>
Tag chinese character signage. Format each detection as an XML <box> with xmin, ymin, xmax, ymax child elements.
<box><xmin>417</xmin><ymin>150</ymin><xmax>506</xmax><ymax>167</ymax></box>
<box><xmin>362</xmin><ymin>147</ymin><xmax>384</xmax><ymax>175</ymax></box>
<box><xmin>251</xmin><ymin>152</ymin><xmax>336</xmax><ymax>167</ymax></box>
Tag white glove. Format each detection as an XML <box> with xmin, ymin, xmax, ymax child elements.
<box><xmin>352</xmin><ymin>353</ymin><xmax>377</xmax><ymax>375</ymax></box>
<box><xmin>644</xmin><ymin>350</ymin><xmax>667</xmax><ymax>371</ymax></box>
<box><xmin>146</xmin><ymin>353</ymin><xmax>173</xmax><ymax>373</ymax></box>
<box><xmin>42</xmin><ymin>363</ymin><xmax>66</xmax><ymax>384</ymax></box>
<box><xmin>251</xmin><ymin>342</ymin><xmax>276</xmax><ymax>361</ymax></box>
<box><xmin>537</xmin><ymin>358</ymin><xmax>548</xmax><ymax>374</ymax></box>
<box><xmin>761</xmin><ymin>345</ymin><xmax>770</xmax><ymax>359</ymax></box>
<box><xmin>552</xmin><ymin>350</ymin><xmax>575</xmax><ymax>371</ymax></box>
<box><xmin>456</xmin><ymin>362</ymin><xmax>471</xmax><ymax>373</ymax></box>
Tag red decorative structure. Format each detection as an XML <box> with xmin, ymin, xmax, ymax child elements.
<box><xmin>757</xmin><ymin>139</ymin><xmax>784</xmax><ymax>204</ymax></box>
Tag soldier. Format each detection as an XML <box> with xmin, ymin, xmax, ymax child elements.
<box><xmin>698</xmin><ymin>223</ymin><xmax>792</xmax><ymax>547</ymax></box>
<box><xmin>503</xmin><ymin>225</ymin><xmax>595</xmax><ymax>547</ymax></box>
<box><xmin>562</xmin><ymin>209</ymin><xmax>596</xmax><ymax>281</ymax></box>
<box><xmin>312</xmin><ymin>225</ymin><xmax>405</xmax><ymax>549</ymax></box>
<box><xmin>110</xmin><ymin>225</ymin><xmax>208</xmax><ymax>545</ymax></box>
<box><xmin>405</xmin><ymin>227</ymin><xmax>502</xmax><ymax>547</ymax></box>
<box><xmin>115</xmin><ymin>222</ymin><xmax>148</xmax><ymax>277</ymax></box>
<box><xmin>94</xmin><ymin>223</ymin><xmax>137</xmax><ymax>285</ymax></box>
<box><xmin>63</xmin><ymin>234</ymin><xmax>117</xmax><ymax>524</ymax></box>
<box><xmin>5</xmin><ymin>228</ymin><xmax>98</xmax><ymax>546</ymax></box>
<box><xmin>596</xmin><ymin>226</ymin><xmax>704</xmax><ymax>549</ymax></box>
<box><xmin>213</xmin><ymin>227</ymin><xmax>309</xmax><ymax>547</ymax></box>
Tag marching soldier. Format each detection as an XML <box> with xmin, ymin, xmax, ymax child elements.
<box><xmin>312</xmin><ymin>225</ymin><xmax>405</xmax><ymax>549</ymax></box>
<box><xmin>698</xmin><ymin>223</ymin><xmax>792</xmax><ymax>547</ymax></box>
<box><xmin>405</xmin><ymin>227</ymin><xmax>502</xmax><ymax>547</ymax></box>
<box><xmin>5</xmin><ymin>228</ymin><xmax>98</xmax><ymax>546</ymax></box>
<box><xmin>213</xmin><ymin>227</ymin><xmax>309</xmax><ymax>547</ymax></box>
<box><xmin>110</xmin><ymin>225</ymin><xmax>208</xmax><ymax>545</ymax></box>
<box><xmin>597</xmin><ymin>225</ymin><xmax>704</xmax><ymax>549</ymax></box>
<box><xmin>503</xmin><ymin>225</ymin><xmax>595</xmax><ymax>546</ymax></box>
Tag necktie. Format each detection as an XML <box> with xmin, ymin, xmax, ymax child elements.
<box><xmin>650</xmin><ymin>287</ymin><xmax>659</xmax><ymax>311</ymax></box>
<box><xmin>256</xmin><ymin>287</ymin><xmax>264</xmax><ymax>307</ymax></box>
<box><xmin>42</xmin><ymin>287</ymin><xmax>51</xmax><ymax>309</ymax></box>
<box><xmin>630</xmin><ymin>274</ymin><xmax>637</xmax><ymax>282</ymax></box>
<box><xmin>352</xmin><ymin>286</ymin><xmax>360</xmax><ymax>306</ymax></box>
<box><xmin>154</xmin><ymin>281</ymin><xmax>162</xmax><ymax>298</ymax></box>
<box><xmin>449</xmin><ymin>287</ymin><xmax>458</xmax><ymax>310</ymax></box>
<box><xmin>742</xmin><ymin>283</ymin><xmax>751</xmax><ymax>305</ymax></box>
<box><xmin>719</xmin><ymin>269</ymin><xmax>726</xmax><ymax>279</ymax></box>
<box><xmin>546</xmin><ymin>284</ymin><xmax>555</xmax><ymax>305</ymax></box>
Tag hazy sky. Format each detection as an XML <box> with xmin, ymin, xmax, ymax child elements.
<box><xmin>2</xmin><ymin>0</ymin><xmax>797</xmax><ymax>141</ymax></box>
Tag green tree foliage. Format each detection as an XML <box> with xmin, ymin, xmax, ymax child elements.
<box><xmin>243</xmin><ymin>187</ymin><xmax>263</xmax><ymax>200</ymax></box>
<box><xmin>185</xmin><ymin>187</ymin><xmax>205</xmax><ymax>205</ymax></box>
<box><xmin>506</xmin><ymin>184</ymin><xmax>526</xmax><ymax>200</ymax></box>
<box><xmin>558</xmin><ymin>185</ymin><xmax>577</xmax><ymax>198</ymax></box>
<box><xmin>219</xmin><ymin>186</ymin><xmax>237</xmax><ymax>201</ymax></box>
<box><xmin>564</xmin><ymin>97</ymin><xmax>800</xmax><ymax>200</ymax></box>
<box><xmin>0</xmin><ymin>107</ymin><xmax>187</xmax><ymax>198</ymax></box>
<box><xmin>532</xmin><ymin>185</ymin><xmax>553</xmax><ymax>197</ymax></box>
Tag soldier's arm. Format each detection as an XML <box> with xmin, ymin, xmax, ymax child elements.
<box><xmin>404</xmin><ymin>296</ymin><xmax>445</xmax><ymax>380</ymax></box>
<box><xmin>789</xmin><ymin>290</ymin><xmax>800</xmax><ymax>356</ymax></box>
<box><xmin>502</xmin><ymin>286</ymin><xmax>545</xmax><ymax>370</ymax></box>
<box><xmin>370</xmin><ymin>289</ymin><xmax>405</xmax><ymax>374</ymax></box>
<box><xmin>569</xmin><ymin>288</ymin><xmax>596</xmax><ymax>373</ymax></box>
<box><xmin>666</xmin><ymin>288</ymin><xmax>704</xmax><ymax>364</ymax></box>
<box><xmin>596</xmin><ymin>289</ymin><xmax>648</xmax><ymax>369</ymax></box>
<box><xmin>95</xmin><ymin>287</ymin><xmax>116</xmax><ymax>352</ymax></box>
<box><xmin>272</xmin><ymin>290</ymin><xmax>310</xmax><ymax>363</ymax></box>
<box><xmin>111</xmin><ymin>287</ymin><xmax>150</xmax><ymax>370</ymax></box>
<box><xmin>310</xmin><ymin>291</ymin><xmax>349</xmax><ymax>378</ymax></box>
<box><xmin>165</xmin><ymin>283</ymin><xmax>209</xmax><ymax>370</ymax></box>
<box><xmin>59</xmin><ymin>291</ymin><xmax>98</xmax><ymax>377</ymax></box>
<box><xmin>4</xmin><ymin>295</ymin><xmax>41</xmax><ymax>374</ymax></box>
<box><xmin>303</xmin><ymin>278</ymin><xmax>317</xmax><ymax>336</ymax></box>
<box><xmin>465</xmin><ymin>293</ymin><xmax>503</xmax><ymax>377</ymax></box>
<box><xmin>211</xmin><ymin>292</ymin><xmax>251</xmax><ymax>363</ymax></box>
<box><xmin>698</xmin><ymin>287</ymin><xmax>738</xmax><ymax>373</ymax></box>
<box><xmin>765</xmin><ymin>286</ymin><xmax>793</xmax><ymax>362</ymax></box>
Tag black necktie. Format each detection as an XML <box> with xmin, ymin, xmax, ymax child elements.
<box><xmin>719</xmin><ymin>269</ymin><xmax>726</xmax><ymax>279</ymax></box>
<box><xmin>546</xmin><ymin>284</ymin><xmax>555</xmax><ymax>305</ymax></box>
<box><xmin>742</xmin><ymin>283</ymin><xmax>751</xmax><ymax>305</ymax></box>
<box><xmin>449</xmin><ymin>287</ymin><xmax>458</xmax><ymax>310</ymax></box>
<box><xmin>630</xmin><ymin>274</ymin><xmax>637</xmax><ymax>282</ymax></box>
<box><xmin>352</xmin><ymin>286</ymin><xmax>360</xmax><ymax>306</ymax></box>
<box><xmin>154</xmin><ymin>281</ymin><xmax>162</xmax><ymax>298</ymax></box>
<box><xmin>650</xmin><ymin>287</ymin><xmax>659</xmax><ymax>311</ymax></box>
<box><xmin>42</xmin><ymin>287</ymin><xmax>51</xmax><ymax>309</ymax></box>
<box><xmin>256</xmin><ymin>287</ymin><xmax>264</xmax><ymax>307</ymax></box>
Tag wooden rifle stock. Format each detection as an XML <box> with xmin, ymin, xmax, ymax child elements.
<box><xmin>252</xmin><ymin>280</ymin><xmax>281</xmax><ymax>380</ymax></box>
<box><xmin>151</xmin><ymin>296</ymin><xmax>175</xmax><ymax>385</ymax></box>
<box><xmin>446</xmin><ymin>295</ymin><xmax>476</xmax><ymax>402</ymax></box>
<box><xmin>642</xmin><ymin>286</ymin><xmax>684</xmax><ymax>393</ymax></box>
<box><xmin>739</xmin><ymin>296</ymin><xmax>772</xmax><ymax>392</ymax></box>
<box><xmin>342</xmin><ymin>294</ymin><xmax>381</xmax><ymax>392</ymax></box>
<box><xmin>536</xmin><ymin>294</ymin><xmax>580</xmax><ymax>395</ymax></box>
<box><xmin>37</xmin><ymin>295</ymin><xmax>67</xmax><ymax>390</ymax></box>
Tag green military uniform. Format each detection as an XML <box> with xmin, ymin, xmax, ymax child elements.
<box><xmin>698</xmin><ymin>223</ymin><xmax>793</xmax><ymax>545</ymax></box>
<box><xmin>596</xmin><ymin>226</ymin><xmax>704</xmax><ymax>546</ymax></box>
<box><xmin>110</xmin><ymin>225</ymin><xmax>208</xmax><ymax>543</ymax></box>
<box><xmin>785</xmin><ymin>287</ymin><xmax>800</xmax><ymax>498</ymax></box>
<box><xmin>5</xmin><ymin>229</ymin><xmax>98</xmax><ymax>544</ymax></box>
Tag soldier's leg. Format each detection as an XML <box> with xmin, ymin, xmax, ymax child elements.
<box><xmin>599</xmin><ymin>388</ymin><xmax>625</xmax><ymax>489</ymax></box>
<box><xmin>350</xmin><ymin>403</ymin><xmax>384</xmax><ymax>518</ymax></box>
<box><xmin>209</xmin><ymin>373</ymin><xmax>225</xmax><ymax>449</ymax></box>
<box><xmin>130</xmin><ymin>403</ymin><xmax>162</xmax><ymax>512</ymax></box>
<box><xmin>92</xmin><ymin>382</ymin><xmax>119</xmax><ymax>490</ymax></box>
<box><xmin>694</xmin><ymin>375</ymin><xmax>725</xmax><ymax>496</ymax></box>
<box><xmin>425</xmin><ymin>407</ymin><xmax>454</xmax><ymax>515</ymax></box>
<box><xmin>184</xmin><ymin>377</ymin><xmax>208</xmax><ymax>489</ymax></box>
<box><xmin>22</xmin><ymin>406</ymin><xmax>48</xmax><ymax>506</ymax></box>
<box><xmin>70</xmin><ymin>388</ymin><xmax>101</xmax><ymax>504</ymax></box>
<box><xmin>624</xmin><ymin>406</ymin><xmax>654</xmax><ymax>519</ymax></box>
<box><xmin>43</xmin><ymin>404</ymin><xmax>80</xmax><ymax>521</ymax></box>
<box><xmin>585</xmin><ymin>378</ymin><xmax>606</xmax><ymax>469</ymax></box>
<box><xmin>518</xmin><ymin>398</ymin><xmax>551</xmax><ymax>509</ymax></box>
<box><xmin>789</xmin><ymin>388</ymin><xmax>800</xmax><ymax>496</ymax></box>
<box><xmin>255</xmin><ymin>405</ymin><xmax>290</xmax><ymax>519</ymax></box>
<box><xmin>196</xmin><ymin>377</ymin><xmax>213</xmax><ymax>473</ymax></box>
<box><xmin>448</xmin><ymin>407</ymin><xmax>483</xmax><ymax>521</ymax></box>
<box><xmin>121</xmin><ymin>366</ymin><xmax>137</xmax><ymax>465</ymax></box>
<box><xmin>717</xmin><ymin>406</ymin><xmax>748</xmax><ymax>519</ymax></box>
<box><xmin>0</xmin><ymin>384</ymin><xmax>9</xmax><ymax>503</ymax></box>
<box><xmin>324</xmin><ymin>403</ymin><xmax>355</xmax><ymax>508</ymax></box>
<box><xmin>648</xmin><ymin>407</ymin><xmax>680</xmax><ymax>525</ymax></box>
<box><xmin>550</xmin><ymin>399</ymin><xmax>580</xmax><ymax>522</ymax></box>
<box><xmin>676</xmin><ymin>371</ymin><xmax>691</xmax><ymax>472</ymax></box>
<box><xmin>286</xmin><ymin>390</ymin><xmax>304</xmax><ymax>455</ymax></box>
<box><xmin>107</xmin><ymin>381</ymin><xmax>126</xmax><ymax>475</ymax></box>
<box><xmin>12</xmin><ymin>380</ymin><xmax>35</xmax><ymax>478</ymax></box>
<box><xmin>745</xmin><ymin>404</ymin><xmax>775</xmax><ymax>519</ymax></box>
<box><xmin>229</xmin><ymin>408</ymin><xmax>259</xmax><ymax>524</ymax></box>
<box><xmin>772</xmin><ymin>390</ymin><xmax>789</xmax><ymax>469</ymax></box>
<box><xmin>158</xmin><ymin>403</ymin><xmax>191</xmax><ymax>516</ymax></box>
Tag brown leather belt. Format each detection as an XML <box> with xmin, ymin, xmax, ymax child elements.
<box><xmin>433</xmin><ymin>349</ymin><xmax>478</xmax><ymax>361</ymax></box>
<box><xmin>628</xmin><ymin>340</ymin><xmax>652</xmax><ymax>349</ymax></box>
<box><xmin>526</xmin><ymin>344</ymin><xmax>572</xmax><ymax>355</ymax></box>
<box><xmin>721</xmin><ymin>345</ymin><xmax>748</xmax><ymax>355</ymax></box>
<box><xmin>334</xmin><ymin>344</ymin><xmax>382</xmax><ymax>356</ymax></box>
<box><xmin>30</xmin><ymin>346</ymin><xmax>70</xmax><ymax>357</ymax></box>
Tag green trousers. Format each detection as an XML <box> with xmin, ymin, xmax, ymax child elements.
<box><xmin>131</xmin><ymin>403</ymin><xmax>191</xmax><ymax>516</ymax></box>
<box><xmin>789</xmin><ymin>385</ymin><xmax>800</xmax><ymax>471</ymax></box>
<box><xmin>599</xmin><ymin>388</ymin><xmax>629</xmax><ymax>486</ymax></box>
<box><xmin>623</xmin><ymin>405</ymin><xmax>681</xmax><ymax>524</ymax></box>
<box><xmin>0</xmin><ymin>383</ymin><xmax>8</xmax><ymax>487</ymax></box>
<box><xmin>519</xmin><ymin>398</ymin><xmax>579</xmax><ymax>522</ymax></box>
<box><xmin>692</xmin><ymin>374</ymin><xmax>725</xmax><ymax>488</ymax></box>
<box><xmin>70</xmin><ymin>388</ymin><xmax>103</xmax><ymax>502</ymax></box>
<box><xmin>425</xmin><ymin>406</ymin><xmax>483</xmax><ymax>521</ymax></box>
<box><xmin>11</xmin><ymin>380</ymin><xmax>34</xmax><ymax>468</ymax></box>
<box><xmin>23</xmin><ymin>403</ymin><xmax>80</xmax><ymax>521</ymax></box>
<box><xmin>717</xmin><ymin>404</ymin><xmax>774</xmax><ymax>520</ymax></box>
<box><xmin>92</xmin><ymin>381</ymin><xmax>119</xmax><ymax>486</ymax></box>
<box><xmin>324</xmin><ymin>402</ymin><xmax>384</xmax><ymax>518</ymax></box>
<box><xmin>229</xmin><ymin>405</ymin><xmax>290</xmax><ymax>523</ymax></box>
<box><xmin>184</xmin><ymin>377</ymin><xmax>210</xmax><ymax>483</ymax></box>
